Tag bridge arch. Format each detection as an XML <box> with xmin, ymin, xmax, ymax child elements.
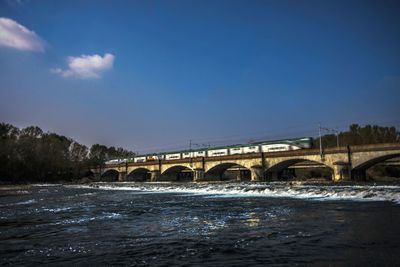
<box><xmin>205</xmin><ymin>162</ymin><xmax>251</xmax><ymax>181</ymax></box>
<box><xmin>101</xmin><ymin>169</ymin><xmax>119</xmax><ymax>181</ymax></box>
<box><xmin>352</xmin><ymin>153</ymin><xmax>400</xmax><ymax>170</ymax></box>
<box><xmin>266</xmin><ymin>158</ymin><xmax>334</xmax><ymax>180</ymax></box>
<box><xmin>162</xmin><ymin>165</ymin><xmax>194</xmax><ymax>181</ymax></box>
<box><xmin>127</xmin><ymin>168</ymin><xmax>151</xmax><ymax>182</ymax></box>
<box><xmin>351</xmin><ymin>153</ymin><xmax>400</xmax><ymax>181</ymax></box>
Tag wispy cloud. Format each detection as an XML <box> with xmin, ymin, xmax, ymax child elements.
<box><xmin>0</xmin><ymin>17</ymin><xmax>44</xmax><ymax>52</ymax></box>
<box><xmin>51</xmin><ymin>53</ymin><xmax>115</xmax><ymax>79</ymax></box>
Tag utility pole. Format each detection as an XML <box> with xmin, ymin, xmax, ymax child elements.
<box><xmin>336</xmin><ymin>127</ymin><xmax>339</xmax><ymax>147</ymax></box>
<box><xmin>189</xmin><ymin>139</ymin><xmax>192</xmax><ymax>166</ymax></box>
<box><xmin>319</xmin><ymin>123</ymin><xmax>324</xmax><ymax>160</ymax></box>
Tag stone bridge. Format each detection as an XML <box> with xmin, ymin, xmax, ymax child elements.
<box><xmin>92</xmin><ymin>143</ymin><xmax>400</xmax><ymax>182</ymax></box>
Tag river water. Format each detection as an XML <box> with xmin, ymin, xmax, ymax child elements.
<box><xmin>1</xmin><ymin>182</ymin><xmax>400</xmax><ymax>266</ymax></box>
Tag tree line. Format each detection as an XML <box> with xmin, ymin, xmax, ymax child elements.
<box><xmin>314</xmin><ymin>124</ymin><xmax>399</xmax><ymax>149</ymax></box>
<box><xmin>0</xmin><ymin>123</ymin><xmax>134</xmax><ymax>183</ymax></box>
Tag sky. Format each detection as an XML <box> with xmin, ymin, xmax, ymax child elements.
<box><xmin>0</xmin><ymin>0</ymin><xmax>399</xmax><ymax>154</ymax></box>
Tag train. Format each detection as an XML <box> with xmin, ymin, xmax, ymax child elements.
<box><xmin>104</xmin><ymin>137</ymin><xmax>313</xmax><ymax>165</ymax></box>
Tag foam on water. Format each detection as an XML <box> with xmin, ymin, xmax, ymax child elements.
<box><xmin>1</xmin><ymin>199</ymin><xmax>37</xmax><ymax>206</ymax></box>
<box><xmin>51</xmin><ymin>212</ymin><xmax>122</xmax><ymax>226</ymax></box>
<box><xmin>30</xmin><ymin>184</ymin><xmax>62</xmax><ymax>187</ymax></box>
<box><xmin>42</xmin><ymin>207</ymin><xmax>71</xmax><ymax>213</ymax></box>
<box><xmin>68</xmin><ymin>182</ymin><xmax>400</xmax><ymax>204</ymax></box>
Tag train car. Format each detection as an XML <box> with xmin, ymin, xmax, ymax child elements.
<box><xmin>294</xmin><ymin>137</ymin><xmax>313</xmax><ymax>148</ymax></box>
<box><xmin>256</xmin><ymin>137</ymin><xmax>313</xmax><ymax>150</ymax></box>
<box><xmin>134</xmin><ymin>156</ymin><xmax>146</xmax><ymax>163</ymax></box>
<box><xmin>194</xmin><ymin>150</ymin><xmax>207</xmax><ymax>157</ymax></box>
<box><xmin>182</xmin><ymin>152</ymin><xmax>193</xmax><ymax>159</ymax></box>
<box><xmin>194</xmin><ymin>150</ymin><xmax>207</xmax><ymax>158</ymax></box>
<box><xmin>208</xmin><ymin>148</ymin><xmax>229</xmax><ymax>157</ymax></box>
<box><xmin>261</xmin><ymin>143</ymin><xmax>301</xmax><ymax>152</ymax></box>
<box><xmin>181</xmin><ymin>147</ymin><xmax>209</xmax><ymax>159</ymax></box>
<box><xmin>229</xmin><ymin>146</ymin><xmax>243</xmax><ymax>155</ymax></box>
<box><xmin>242</xmin><ymin>145</ymin><xmax>260</xmax><ymax>154</ymax></box>
<box><xmin>146</xmin><ymin>154</ymin><xmax>164</xmax><ymax>161</ymax></box>
<box><xmin>165</xmin><ymin>153</ymin><xmax>181</xmax><ymax>160</ymax></box>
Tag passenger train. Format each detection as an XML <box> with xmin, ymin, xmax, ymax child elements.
<box><xmin>104</xmin><ymin>137</ymin><xmax>313</xmax><ymax>165</ymax></box>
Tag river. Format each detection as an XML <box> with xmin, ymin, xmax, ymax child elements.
<box><xmin>1</xmin><ymin>182</ymin><xmax>400</xmax><ymax>266</ymax></box>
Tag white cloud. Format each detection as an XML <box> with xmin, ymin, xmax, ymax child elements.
<box><xmin>0</xmin><ymin>17</ymin><xmax>44</xmax><ymax>52</ymax></box>
<box><xmin>52</xmin><ymin>53</ymin><xmax>115</xmax><ymax>79</ymax></box>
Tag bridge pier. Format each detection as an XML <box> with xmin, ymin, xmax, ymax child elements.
<box><xmin>236</xmin><ymin>171</ymin><xmax>241</xmax><ymax>182</ymax></box>
<box><xmin>332</xmin><ymin>163</ymin><xmax>351</xmax><ymax>181</ymax></box>
<box><xmin>235</xmin><ymin>169</ymin><xmax>251</xmax><ymax>181</ymax></box>
<box><xmin>118</xmin><ymin>171</ymin><xmax>127</xmax><ymax>182</ymax></box>
<box><xmin>150</xmin><ymin>170</ymin><xmax>161</xmax><ymax>182</ymax></box>
<box><xmin>193</xmin><ymin>169</ymin><xmax>205</xmax><ymax>182</ymax></box>
<box><xmin>251</xmin><ymin>167</ymin><xmax>264</xmax><ymax>181</ymax></box>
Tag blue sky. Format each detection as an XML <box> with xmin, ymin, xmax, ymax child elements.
<box><xmin>0</xmin><ymin>0</ymin><xmax>399</xmax><ymax>153</ymax></box>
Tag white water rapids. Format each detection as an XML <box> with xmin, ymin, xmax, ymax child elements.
<box><xmin>68</xmin><ymin>182</ymin><xmax>400</xmax><ymax>204</ymax></box>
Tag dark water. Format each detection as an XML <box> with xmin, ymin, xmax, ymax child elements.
<box><xmin>1</xmin><ymin>183</ymin><xmax>400</xmax><ymax>266</ymax></box>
